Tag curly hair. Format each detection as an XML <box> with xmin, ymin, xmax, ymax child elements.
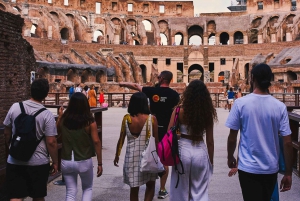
<box><xmin>179</xmin><ymin>80</ymin><xmax>217</xmax><ymax>140</ymax></box>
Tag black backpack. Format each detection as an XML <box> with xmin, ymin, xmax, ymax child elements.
<box><xmin>9</xmin><ymin>102</ymin><xmax>46</xmax><ymax>161</ymax></box>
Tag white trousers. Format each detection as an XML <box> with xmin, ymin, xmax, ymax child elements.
<box><xmin>170</xmin><ymin>139</ymin><xmax>213</xmax><ymax>201</ymax></box>
<box><xmin>61</xmin><ymin>158</ymin><xmax>93</xmax><ymax>201</ymax></box>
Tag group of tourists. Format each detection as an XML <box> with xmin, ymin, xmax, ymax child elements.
<box><xmin>224</xmin><ymin>86</ymin><xmax>243</xmax><ymax>111</ymax></box>
<box><xmin>69</xmin><ymin>84</ymin><xmax>105</xmax><ymax>107</ymax></box>
<box><xmin>2</xmin><ymin>64</ymin><xmax>293</xmax><ymax>201</ymax></box>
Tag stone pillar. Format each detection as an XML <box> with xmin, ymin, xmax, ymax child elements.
<box><xmin>203</xmin><ymin>36</ymin><xmax>208</xmax><ymax>45</ymax></box>
<box><xmin>215</xmin><ymin>36</ymin><xmax>220</xmax><ymax>45</ymax></box>
<box><xmin>48</xmin><ymin>26</ymin><xmax>53</xmax><ymax>39</ymax></box>
<box><xmin>224</xmin><ymin>70</ymin><xmax>230</xmax><ymax>84</ymax></box>
<box><xmin>183</xmin><ymin>47</ymin><xmax>189</xmax><ymax>83</ymax></box>
<box><xmin>204</xmin><ymin>71</ymin><xmax>210</xmax><ymax>83</ymax></box>
<box><xmin>184</xmin><ymin>36</ymin><xmax>188</xmax><ymax>45</ymax></box>
<box><xmin>258</xmin><ymin>34</ymin><xmax>263</xmax><ymax>44</ymax></box>
<box><xmin>286</xmin><ymin>32</ymin><xmax>292</xmax><ymax>42</ymax></box>
<box><xmin>229</xmin><ymin>35</ymin><xmax>234</xmax><ymax>45</ymax></box>
<box><xmin>113</xmin><ymin>35</ymin><xmax>120</xmax><ymax>44</ymax></box>
<box><xmin>243</xmin><ymin>35</ymin><xmax>248</xmax><ymax>44</ymax></box>
<box><xmin>271</xmin><ymin>33</ymin><xmax>277</xmax><ymax>43</ymax></box>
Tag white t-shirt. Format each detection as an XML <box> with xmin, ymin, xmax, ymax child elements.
<box><xmin>75</xmin><ymin>86</ymin><xmax>82</xmax><ymax>92</ymax></box>
<box><xmin>3</xmin><ymin>100</ymin><xmax>57</xmax><ymax>166</ymax></box>
<box><xmin>225</xmin><ymin>93</ymin><xmax>291</xmax><ymax>174</ymax></box>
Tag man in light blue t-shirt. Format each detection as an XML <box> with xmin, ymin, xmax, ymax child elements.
<box><xmin>225</xmin><ymin>63</ymin><xmax>293</xmax><ymax>201</ymax></box>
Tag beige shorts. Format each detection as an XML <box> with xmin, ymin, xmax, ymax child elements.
<box><xmin>228</xmin><ymin>99</ymin><xmax>234</xmax><ymax>104</ymax></box>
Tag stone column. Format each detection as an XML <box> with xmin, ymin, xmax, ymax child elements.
<box><xmin>204</xmin><ymin>71</ymin><xmax>210</xmax><ymax>83</ymax></box>
<box><xmin>229</xmin><ymin>35</ymin><xmax>234</xmax><ymax>45</ymax></box>
<box><xmin>184</xmin><ymin>36</ymin><xmax>188</xmax><ymax>45</ymax></box>
<box><xmin>48</xmin><ymin>26</ymin><xmax>53</xmax><ymax>39</ymax></box>
<box><xmin>203</xmin><ymin>35</ymin><xmax>208</xmax><ymax>45</ymax></box>
<box><xmin>271</xmin><ymin>33</ymin><xmax>277</xmax><ymax>43</ymax></box>
<box><xmin>258</xmin><ymin>34</ymin><xmax>263</xmax><ymax>44</ymax></box>
<box><xmin>183</xmin><ymin>47</ymin><xmax>189</xmax><ymax>83</ymax></box>
<box><xmin>243</xmin><ymin>34</ymin><xmax>248</xmax><ymax>44</ymax></box>
<box><xmin>215</xmin><ymin>35</ymin><xmax>220</xmax><ymax>45</ymax></box>
<box><xmin>286</xmin><ymin>32</ymin><xmax>292</xmax><ymax>42</ymax></box>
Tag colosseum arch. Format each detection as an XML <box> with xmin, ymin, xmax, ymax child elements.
<box><xmin>220</xmin><ymin>32</ymin><xmax>229</xmax><ymax>45</ymax></box>
<box><xmin>96</xmin><ymin>70</ymin><xmax>106</xmax><ymax>83</ymax></box>
<box><xmin>74</xmin><ymin>19</ymin><xmax>85</xmax><ymax>41</ymax></box>
<box><xmin>175</xmin><ymin>32</ymin><xmax>184</xmax><ymax>45</ymax></box>
<box><xmin>93</xmin><ymin>30</ymin><xmax>104</xmax><ymax>43</ymax></box>
<box><xmin>29</xmin><ymin>9</ymin><xmax>41</xmax><ymax>17</ymax></box>
<box><xmin>0</xmin><ymin>3</ymin><xmax>6</xmax><ymax>11</ymax></box>
<box><xmin>81</xmin><ymin>69</ymin><xmax>92</xmax><ymax>83</ymax></box>
<box><xmin>81</xmin><ymin>15</ymin><xmax>88</xmax><ymax>24</ymax></box>
<box><xmin>234</xmin><ymin>31</ymin><xmax>244</xmax><ymax>44</ymax></box>
<box><xmin>13</xmin><ymin>6</ymin><xmax>21</xmax><ymax>12</ymax></box>
<box><xmin>50</xmin><ymin>11</ymin><xmax>59</xmax><ymax>21</ymax></box>
<box><xmin>188</xmin><ymin>25</ymin><xmax>203</xmax><ymax>45</ymax></box>
<box><xmin>67</xmin><ymin>68</ymin><xmax>77</xmax><ymax>82</ymax></box>
<box><xmin>94</xmin><ymin>17</ymin><xmax>104</xmax><ymax>24</ymax></box>
<box><xmin>38</xmin><ymin>67</ymin><xmax>49</xmax><ymax>79</ymax></box>
<box><xmin>208</xmin><ymin>33</ymin><xmax>215</xmax><ymax>45</ymax></box>
<box><xmin>60</xmin><ymin>27</ymin><xmax>69</xmax><ymax>40</ymax></box>
<box><xmin>158</xmin><ymin>20</ymin><xmax>169</xmax><ymax>45</ymax></box>
<box><xmin>251</xmin><ymin>17</ymin><xmax>262</xmax><ymax>29</ymax></box>
<box><xmin>207</xmin><ymin>20</ymin><xmax>216</xmax><ymax>35</ymax></box>
<box><xmin>249</xmin><ymin>29</ymin><xmax>258</xmax><ymax>43</ymax></box>
<box><xmin>140</xmin><ymin>65</ymin><xmax>147</xmax><ymax>83</ymax></box>
<box><xmin>188</xmin><ymin>64</ymin><xmax>204</xmax><ymax>82</ymax></box>
<box><xmin>30</xmin><ymin>24</ymin><xmax>43</xmax><ymax>38</ymax></box>
<box><xmin>287</xmin><ymin>71</ymin><xmax>297</xmax><ymax>82</ymax></box>
<box><xmin>142</xmin><ymin>19</ymin><xmax>155</xmax><ymax>45</ymax></box>
<box><xmin>268</xmin><ymin>15</ymin><xmax>279</xmax><ymax>26</ymax></box>
<box><xmin>282</xmin><ymin>14</ymin><xmax>296</xmax><ymax>41</ymax></box>
<box><xmin>66</xmin><ymin>13</ymin><xmax>74</xmax><ymax>26</ymax></box>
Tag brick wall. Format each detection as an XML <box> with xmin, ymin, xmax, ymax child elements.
<box><xmin>0</xmin><ymin>10</ymin><xmax>36</xmax><ymax>190</ymax></box>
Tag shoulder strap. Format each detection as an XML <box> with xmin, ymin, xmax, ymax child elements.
<box><xmin>19</xmin><ymin>102</ymin><xmax>25</xmax><ymax>114</ymax></box>
<box><xmin>34</xmin><ymin>107</ymin><xmax>47</xmax><ymax>117</ymax></box>
<box><xmin>146</xmin><ymin>114</ymin><xmax>152</xmax><ymax>140</ymax></box>
<box><xmin>173</xmin><ymin>106</ymin><xmax>181</xmax><ymax>126</ymax></box>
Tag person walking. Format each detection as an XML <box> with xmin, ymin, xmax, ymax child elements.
<box><xmin>99</xmin><ymin>89</ymin><xmax>105</xmax><ymax>107</ymax></box>
<box><xmin>119</xmin><ymin>70</ymin><xmax>179</xmax><ymax>199</ymax></box>
<box><xmin>88</xmin><ymin>85</ymin><xmax>97</xmax><ymax>107</ymax></box>
<box><xmin>69</xmin><ymin>85</ymin><xmax>75</xmax><ymax>99</ymax></box>
<box><xmin>226</xmin><ymin>63</ymin><xmax>293</xmax><ymax>201</ymax></box>
<box><xmin>113</xmin><ymin>92</ymin><xmax>159</xmax><ymax>201</ymax></box>
<box><xmin>56</xmin><ymin>92</ymin><xmax>103</xmax><ymax>201</ymax></box>
<box><xmin>75</xmin><ymin>84</ymin><xmax>82</xmax><ymax>93</ymax></box>
<box><xmin>82</xmin><ymin>85</ymin><xmax>89</xmax><ymax>99</ymax></box>
<box><xmin>227</xmin><ymin>87</ymin><xmax>235</xmax><ymax>112</ymax></box>
<box><xmin>168</xmin><ymin>80</ymin><xmax>216</xmax><ymax>201</ymax></box>
<box><xmin>3</xmin><ymin>78</ymin><xmax>58</xmax><ymax>201</ymax></box>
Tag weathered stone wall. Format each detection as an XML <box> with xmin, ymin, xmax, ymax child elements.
<box><xmin>0</xmin><ymin>9</ymin><xmax>36</xmax><ymax>188</ymax></box>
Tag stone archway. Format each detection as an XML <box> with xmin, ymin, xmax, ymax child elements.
<box><xmin>67</xmin><ymin>68</ymin><xmax>77</xmax><ymax>83</ymax></box>
<box><xmin>96</xmin><ymin>70</ymin><xmax>106</xmax><ymax>83</ymax></box>
<box><xmin>188</xmin><ymin>64</ymin><xmax>204</xmax><ymax>82</ymax></box>
<box><xmin>140</xmin><ymin>64</ymin><xmax>147</xmax><ymax>83</ymax></box>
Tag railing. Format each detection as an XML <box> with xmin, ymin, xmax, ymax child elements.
<box><xmin>287</xmin><ymin>106</ymin><xmax>300</xmax><ymax>177</ymax></box>
<box><xmin>45</xmin><ymin>92</ymin><xmax>300</xmax><ymax>108</ymax></box>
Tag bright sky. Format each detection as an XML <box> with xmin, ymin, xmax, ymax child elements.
<box><xmin>194</xmin><ymin>0</ymin><xmax>233</xmax><ymax>14</ymax></box>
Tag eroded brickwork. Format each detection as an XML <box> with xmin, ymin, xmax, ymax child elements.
<box><xmin>0</xmin><ymin>9</ymin><xmax>36</xmax><ymax>190</ymax></box>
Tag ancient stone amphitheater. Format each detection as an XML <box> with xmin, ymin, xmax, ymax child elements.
<box><xmin>1</xmin><ymin>0</ymin><xmax>300</xmax><ymax>95</ymax></box>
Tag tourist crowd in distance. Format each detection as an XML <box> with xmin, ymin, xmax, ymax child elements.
<box><xmin>2</xmin><ymin>64</ymin><xmax>293</xmax><ymax>201</ymax></box>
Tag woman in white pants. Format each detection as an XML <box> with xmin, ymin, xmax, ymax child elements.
<box><xmin>167</xmin><ymin>80</ymin><xmax>217</xmax><ymax>201</ymax></box>
<box><xmin>57</xmin><ymin>92</ymin><xmax>103</xmax><ymax>201</ymax></box>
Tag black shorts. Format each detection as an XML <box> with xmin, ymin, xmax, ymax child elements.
<box><xmin>5</xmin><ymin>163</ymin><xmax>50</xmax><ymax>199</ymax></box>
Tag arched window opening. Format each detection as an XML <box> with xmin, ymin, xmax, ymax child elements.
<box><xmin>81</xmin><ymin>69</ymin><xmax>91</xmax><ymax>83</ymax></box>
<box><xmin>140</xmin><ymin>65</ymin><xmax>147</xmax><ymax>83</ymax></box>
<box><xmin>220</xmin><ymin>32</ymin><xmax>229</xmax><ymax>45</ymax></box>
<box><xmin>93</xmin><ymin>30</ymin><xmax>104</xmax><ymax>42</ymax></box>
<box><xmin>287</xmin><ymin>71</ymin><xmax>297</xmax><ymax>82</ymax></box>
<box><xmin>30</xmin><ymin>24</ymin><xmax>37</xmax><ymax>37</ymax></box>
<box><xmin>50</xmin><ymin>11</ymin><xmax>59</xmax><ymax>20</ymax></box>
<box><xmin>81</xmin><ymin>16</ymin><xmax>88</xmax><ymax>24</ymax></box>
<box><xmin>133</xmin><ymin>40</ymin><xmax>140</xmax><ymax>45</ymax></box>
<box><xmin>96</xmin><ymin>70</ymin><xmax>106</xmax><ymax>83</ymax></box>
<box><xmin>160</xmin><ymin>33</ymin><xmax>167</xmax><ymax>45</ymax></box>
<box><xmin>208</xmin><ymin>33</ymin><xmax>215</xmax><ymax>45</ymax></box>
<box><xmin>13</xmin><ymin>6</ymin><xmax>21</xmax><ymax>12</ymax></box>
<box><xmin>60</xmin><ymin>28</ymin><xmax>69</xmax><ymax>40</ymax></box>
<box><xmin>188</xmin><ymin>64</ymin><xmax>204</xmax><ymax>82</ymax></box>
<box><xmin>189</xmin><ymin>35</ymin><xmax>202</xmax><ymax>45</ymax></box>
<box><xmin>249</xmin><ymin>29</ymin><xmax>258</xmax><ymax>44</ymax></box>
<box><xmin>234</xmin><ymin>31</ymin><xmax>244</xmax><ymax>44</ymax></box>
<box><xmin>280</xmin><ymin>57</ymin><xmax>292</xmax><ymax>65</ymax></box>
<box><xmin>142</xmin><ymin>20</ymin><xmax>152</xmax><ymax>31</ymax></box>
<box><xmin>38</xmin><ymin>67</ymin><xmax>49</xmax><ymax>79</ymax></box>
<box><xmin>175</xmin><ymin>32</ymin><xmax>183</xmax><ymax>45</ymax></box>
<box><xmin>67</xmin><ymin>69</ymin><xmax>76</xmax><ymax>82</ymax></box>
<box><xmin>218</xmin><ymin>71</ymin><xmax>225</xmax><ymax>83</ymax></box>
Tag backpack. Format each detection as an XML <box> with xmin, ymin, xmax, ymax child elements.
<box><xmin>157</xmin><ymin>106</ymin><xmax>184</xmax><ymax>188</ymax></box>
<box><xmin>69</xmin><ymin>87</ymin><xmax>74</xmax><ymax>94</ymax></box>
<box><xmin>9</xmin><ymin>102</ymin><xmax>46</xmax><ymax>161</ymax></box>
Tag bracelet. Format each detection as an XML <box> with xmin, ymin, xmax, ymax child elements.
<box><xmin>98</xmin><ymin>163</ymin><xmax>103</xmax><ymax>166</ymax></box>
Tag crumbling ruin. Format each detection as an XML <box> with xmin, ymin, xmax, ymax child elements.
<box><xmin>1</xmin><ymin>0</ymin><xmax>300</xmax><ymax>93</ymax></box>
